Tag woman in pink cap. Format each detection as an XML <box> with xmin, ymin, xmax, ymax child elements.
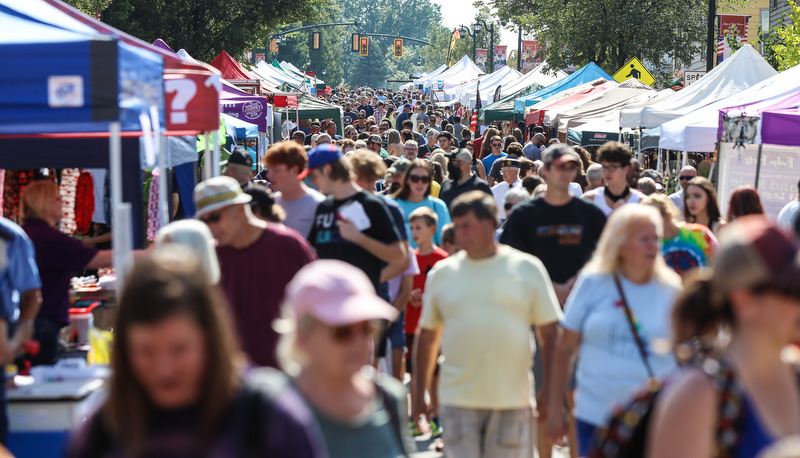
<box><xmin>277</xmin><ymin>260</ymin><xmax>416</xmax><ymax>457</ymax></box>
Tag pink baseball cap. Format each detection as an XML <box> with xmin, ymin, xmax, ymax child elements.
<box><xmin>283</xmin><ymin>260</ymin><xmax>398</xmax><ymax>326</ymax></box>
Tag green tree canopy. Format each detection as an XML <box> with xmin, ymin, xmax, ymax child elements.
<box><xmin>475</xmin><ymin>0</ymin><xmax>708</xmax><ymax>84</ymax></box>
<box><xmin>94</xmin><ymin>0</ymin><xmax>330</xmax><ymax>63</ymax></box>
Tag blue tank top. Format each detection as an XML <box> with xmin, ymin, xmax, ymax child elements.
<box><xmin>736</xmin><ymin>395</ymin><xmax>775</xmax><ymax>458</ymax></box>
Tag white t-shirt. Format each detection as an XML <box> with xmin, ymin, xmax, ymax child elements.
<box><xmin>562</xmin><ymin>271</ymin><xmax>681</xmax><ymax>425</ymax></box>
<box><xmin>492</xmin><ymin>179</ymin><xmax>523</xmax><ymax>219</ymax></box>
<box><xmin>275</xmin><ymin>188</ymin><xmax>325</xmax><ymax>238</ymax></box>
<box><xmin>668</xmin><ymin>189</ymin><xmax>684</xmax><ymax>213</ymax></box>
<box><xmin>569</xmin><ymin>182</ymin><xmax>583</xmax><ymax>197</ymax></box>
<box><xmin>777</xmin><ymin>200</ymin><xmax>800</xmax><ymax>231</ymax></box>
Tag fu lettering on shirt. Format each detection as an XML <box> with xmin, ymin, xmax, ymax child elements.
<box><xmin>313</xmin><ymin>211</ymin><xmax>347</xmax><ymax>244</ymax></box>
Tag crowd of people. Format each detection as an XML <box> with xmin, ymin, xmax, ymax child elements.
<box><xmin>0</xmin><ymin>86</ymin><xmax>799</xmax><ymax>457</ymax></box>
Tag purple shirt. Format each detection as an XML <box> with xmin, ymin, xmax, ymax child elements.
<box><xmin>23</xmin><ymin>218</ymin><xmax>97</xmax><ymax>323</ymax></box>
<box><xmin>216</xmin><ymin>224</ymin><xmax>315</xmax><ymax>368</ymax></box>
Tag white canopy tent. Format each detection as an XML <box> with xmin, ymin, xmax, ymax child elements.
<box><xmin>659</xmin><ymin>62</ymin><xmax>800</xmax><ymax>152</ymax></box>
<box><xmin>402</xmin><ymin>64</ymin><xmax>448</xmax><ymax>91</ymax></box>
<box><xmin>423</xmin><ymin>55</ymin><xmax>484</xmax><ymax>92</ymax></box>
<box><xmin>447</xmin><ymin>66</ymin><xmax>522</xmax><ymax>107</ymax></box>
<box><xmin>550</xmin><ymin>79</ymin><xmax>655</xmax><ymax>132</ymax></box>
<box><xmin>619</xmin><ymin>45</ymin><xmax>777</xmax><ymax>129</ymax></box>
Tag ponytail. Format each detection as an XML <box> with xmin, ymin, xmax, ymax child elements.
<box><xmin>672</xmin><ymin>269</ymin><xmax>733</xmax><ymax>347</ymax></box>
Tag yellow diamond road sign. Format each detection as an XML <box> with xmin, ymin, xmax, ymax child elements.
<box><xmin>612</xmin><ymin>57</ymin><xmax>655</xmax><ymax>86</ymax></box>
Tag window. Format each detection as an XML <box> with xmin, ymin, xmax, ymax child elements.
<box><xmin>762</xmin><ymin>9</ymin><xmax>770</xmax><ymax>33</ymax></box>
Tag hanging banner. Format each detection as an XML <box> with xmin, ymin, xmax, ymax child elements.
<box><xmin>476</xmin><ymin>49</ymin><xmax>488</xmax><ymax>72</ymax></box>
<box><xmin>521</xmin><ymin>40</ymin><xmax>538</xmax><ymax>72</ymax></box>
<box><xmin>494</xmin><ymin>45</ymin><xmax>507</xmax><ymax>69</ymax></box>
<box><xmin>717</xmin><ymin>14</ymin><xmax>750</xmax><ymax>64</ymax></box>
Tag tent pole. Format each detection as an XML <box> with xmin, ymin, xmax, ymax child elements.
<box><xmin>109</xmin><ymin>122</ymin><xmax>132</xmax><ymax>294</ymax></box>
<box><xmin>754</xmin><ymin>144</ymin><xmax>763</xmax><ymax>190</ymax></box>
<box><xmin>151</xmin><ymin>107</ymin><xmax>169</xmax><ymax>229</ymax></box>
<box><xmin>682</xmin><ymin>151</ymin><xmax>688</xmax><ymax>169</ymax></box>
<box><xmin>203</xmin><ymin>132</ymin><xmax>211</xmax><ymax>180</ymax></box>
<box><xmin>212</xmin><ymin>131</ymin><xmax>220</xmax><ymax>178</ymax></box>
<box><xmin>657</xmin><ymin>148</ymin><xmax>662</xmax><ymax>176</ymax></box>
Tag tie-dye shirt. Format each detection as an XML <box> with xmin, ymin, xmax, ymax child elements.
<box><xmin>662</xmin><ymin>223</ymin><xmax>718</xmax><ymax>276</ymax></box>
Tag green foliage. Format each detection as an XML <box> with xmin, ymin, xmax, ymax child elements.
<box><xmin>475</xmin><ymin>0</ymin><xmax>708</xmax><ymax>86</ymax></box>
<box><xmin>764</xmin><ymin>0</ymin><xmax>800</xmax><ymax>71</ymax></box>
<box><xmin>724</xmin><ymin>25</ymin><xmax>744</xmax><ymax>53</ymax></box>
<box><xmin>63</xmin><ymin>0</ymin><xmax>113</xmax><ymax>14</ymax></box>
<box><xmin>99</xmin><ymin>0</ymin><xmax>330</xmax><ymax>63</ymax></box>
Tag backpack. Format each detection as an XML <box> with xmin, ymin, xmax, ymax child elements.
<box><xmin>590</xmin><ymin>355</ymin><xmax>745</xmax><ymax>458</ymax></box>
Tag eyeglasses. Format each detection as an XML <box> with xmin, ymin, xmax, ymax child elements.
<box><xmin>601</xmin><ymin>164</ymin><xmax>622</xmax><ymax>172</ymax></box>
<box><xmin>328</xmin><ymin>321</ymin><xmax>378</xmax><ymax>343</ymax></box>
<box><xmin>491</xmin><ymin>143</ymin><xmax>502</xmax><ymax>147</ymax></box>
<box><xmin>408</xmin><ymin>174</ymin><xmax>431</xmax><ymax>183</ymax></box>
<box><xmin>679</xmin><ymin>175</ymin><xmax>695</xmax><ymax>181</ymax></box>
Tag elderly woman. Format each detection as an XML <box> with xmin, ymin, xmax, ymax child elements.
<box><xmin>418</xmin><ymin>129</ymin><xmax>439</xmax><ymax>159</ymax></box>
<box><xmin>21</xmin><ymin>180</ymin><xmax>116</xmax><ymax>365</ymax></box>
<box><xmin>546</xmin><ymin>205</ymin><xmax>682</xmax><ymax>455</ymax></box>
<box><xmin>67</xmin><ymin>248</ymin><xmax>322</xmax><ymax>456</ymax></box>
<box><xmin>277</xmin><ymin>260</ymin><xmax>416</xmax><ymax>457</ymax></box>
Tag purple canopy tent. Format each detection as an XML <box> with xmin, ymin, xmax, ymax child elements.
<box><xmin>761</xmin><ymin>108</ymin><xmax>800</xmax><ymax>146</ymax></box>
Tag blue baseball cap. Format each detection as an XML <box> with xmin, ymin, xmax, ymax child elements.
<box><xmin>297</xmin><ymin>143</ymin><xmax>343</xmax><ymax>179</ymax></box>
<box><xmin>403</xmin><ymin>103</ymin><xmax>412</xmax><ymax>110</ymax></box>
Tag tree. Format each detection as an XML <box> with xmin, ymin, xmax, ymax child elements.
<box><xmin>763</xmin><ymin>0</ymin><xmax>800</xmax><ymax>71</ymax></box>
<box><xmin>63</xmin><ymin>0</ymin><xmax>113</xmax><ymax>15</ymax></box>
<box><xmin>475</xmin><ymin>0</ymin><xmax>708</xmax><ymax>85</ymax></box>
<box><xmin>98</xmin><ymin>0</ymin><xmax>331</xmax><ymax>63</ymax></box>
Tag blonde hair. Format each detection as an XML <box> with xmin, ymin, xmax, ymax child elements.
<box><xmin>642</xmin><ymin>193</ymin><xmax>681</xmax><ymax>224</ymax></box>
<box><xmin>155</xmin><ymin>220</ymin><xmax>221</xmax><ymax>284</ymax></box>
<box><xmin>21</xmin><ymin>180</ymin><xmax>59</xmax><ymax>224</ymax></box>
<box><xmin>583</xmin><ymin>205</ymin><xmax>679</xmax><ymax>287</ymax></box>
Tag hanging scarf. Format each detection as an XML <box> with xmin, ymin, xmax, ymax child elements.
<box><xmin>59</xmin><ymin>168</ymin><xmax>80</xmax><ymax>235</ymax></box>
<box><xmin>146</xmin><ymin>169</ymin><xmax>162</xmax><ymax>242</ymax></box>
<box><xmin>75</xmin><ymin>171</ymin><xmax>95</xmax><ymax>235</ymax></box>
<box><xmin>604</xmin><ymin>185</ymin><xmax>631</xmax><ymax>203</ymax></box>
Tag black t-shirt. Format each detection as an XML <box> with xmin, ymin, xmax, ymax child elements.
<box><xmin>418</xmin><ymin>144</ymin><xmax>433</xmax><ymax>158</ymax></box>
<box><xmin>307</xmin><ymin>190</ymin><xmax>402</xmax><ymax>291</ymax></box>
<box><xmin>500</xmin><ymin>196</ymin><xmax>606</xmax><ymax>283</ymax></box>
<box><xmin>439</xmin><ymin>174</ymin><xmax>492</xmax><ymax>209</ymax></box>
<box><xmin>357</xmin><ymin>104</ymin><xmax>374</xmax><ymax>118</ymax></box>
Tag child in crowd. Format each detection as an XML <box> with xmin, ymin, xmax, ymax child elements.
<box><xmin>439</xmin><ymin>222</ymin><xmax>460</xmax><ymax>255</ymax></box>
<box><xmin>406</xmin><ymin>207</ymin><xmax>449</xmax><ymax>438</ymax></box>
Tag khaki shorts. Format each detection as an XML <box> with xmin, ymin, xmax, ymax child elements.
<box><xmin>440</xmin><ymin>404</ymin><xmax>535</xmax><ymax>458</ymax></box>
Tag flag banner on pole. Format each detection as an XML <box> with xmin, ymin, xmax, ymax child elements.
<box><xmin>447</xmin><ymin>29</ymin><xmax>460</xmax><ymax>67</ymax></box>
<box><xmin>472</xmin><ymin>81</ymin><xmax>481</xmax><ymax>134</ymax></box>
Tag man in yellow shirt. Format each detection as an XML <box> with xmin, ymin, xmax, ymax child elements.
<box><xmin>413</xmin><ymin>191</ymin><xmax>563</xmax><ymax>457</ymax></box>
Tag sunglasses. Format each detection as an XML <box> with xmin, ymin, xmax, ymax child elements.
<box><xmin>492</xmin><ymin>143</ymin><xmax>502</xmax><ymax>147</ymax></box>
<box><xmin>200</xmin><ymin>209</ymin><xmax>225</xmax><ymax>224</ymax></box>
<box><xmin>408</xmin><ymin>174</ymin><xmax>431</xmax><ymax>183</ymax></box>
<box><xmin>679</xmin><ymin>175</ymin><xmax>695</xmax><ymax>181</ymax></box>
<box><xmin>328</xmin><ymin>321</ymin><xmax>378</xmax><ymax>342</ymax></box>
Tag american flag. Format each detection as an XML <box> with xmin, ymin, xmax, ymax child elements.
<box><xmin>471</xmin><ymin>82</ymin><xmax>481</xmax><ymax>134</ymax></box>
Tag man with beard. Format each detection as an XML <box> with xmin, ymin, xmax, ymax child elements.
<box><xmin>439</xmin><ymin>149</ymin><xmax>492</xmax><ymax>208</ymax></box>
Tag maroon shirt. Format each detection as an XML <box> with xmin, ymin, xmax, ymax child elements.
<box><xmin>23</xmin><ymin>218</ymin><xmax>98</xmax><ymax>323</ymax></box>
<box><xmin>216</xmin><ymin>224</ymin><xmax>315</xmax><ymax>368</ymax></box>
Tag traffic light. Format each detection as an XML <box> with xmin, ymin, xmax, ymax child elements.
<box><xmin>394</xmin><ymin>39</ymin><xmax>403</xmax><ymax>57</ymax></box>
<box><xmin>312</xmin><ymin>32</ymin><xmax>321</xmax><ymax>50</ymax></box>
<box><xmin>359</xmin><ymin>37</ymin><xmax>369</xmax><ymax>56</ymax></box>
<box><xmin>352</xmin><ymin>33</ymin><xmax>360</xmax><ymax>52</ymax></box>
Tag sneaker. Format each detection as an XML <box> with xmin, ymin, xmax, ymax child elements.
<box><xmin>434</xmin><ymin>437</ymin><xmax>445</xmax><ymax>452</ymax></box>
<box><xmin>409</xmin><ymin>421</ymin><xmax>425</xmax><ymax>437</ymax></box>
<box><xmin>429</xmin><ymin>419</ymin><xmax>443</xmax><ymax>437</ymax></box>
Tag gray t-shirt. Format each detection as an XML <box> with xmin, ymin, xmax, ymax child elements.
<box><xmin>275</xmin><ymin>188</ymin><xmax>325</xmax><ymax>238</ymax></box>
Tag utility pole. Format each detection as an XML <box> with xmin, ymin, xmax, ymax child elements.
<box><xmin>517</xmin><ymin>27</ymin><xmax>522</xmax><ymax>71</ymax></box>
<box><xmin>706</xmin><ymin>0</ymin><xmax>716</xmax><ymax>71</ymax></box>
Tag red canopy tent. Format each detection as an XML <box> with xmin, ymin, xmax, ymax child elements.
<box><xmin>42</xmin><ymin>0</ymin><xmax>221</xmax><ymax>133</ymax></box>
<box><xmin>525</xmin><ymin>81</ymin><xmax>616</xmax><ymax>126</ymax></box>
<box><xmin>211</xmin><ymin>51</ymin><xmax>298</xmax><ymax>108</ymax></box>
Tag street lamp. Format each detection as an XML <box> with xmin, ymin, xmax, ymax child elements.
<box><xmin>474</xmin><ymin>19</ymin><xmax>495</xmax><ymax>72</ymax></box>
<box><xmin>459</xmin><ymin>25</ymin><xmax>477</xmax><ymax>63</ymax></box>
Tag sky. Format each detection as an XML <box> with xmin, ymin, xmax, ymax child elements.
<box><xmin>430</xmin><ymin>0</ymin><xmax>519</xmax><ymax>55</ymax></box>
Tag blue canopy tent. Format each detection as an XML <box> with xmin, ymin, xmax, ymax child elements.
<box><xmin>513</xmin><ymin>63</ymin><xmax>614</xmax><ymax>114</ymax></box>
<box><xmin>0</xmin><ymin>4</ymin><xmax>165</xmax><ymax>253</ymax></box>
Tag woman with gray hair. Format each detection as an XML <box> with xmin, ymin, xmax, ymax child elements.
<box><xmin>155</xmin><ymin>219</ymin><xmax>221</xmax><ymax>284</ymax></box>
<box><xmin>419</xmin><ymin>129</ymin><xmax>439</xmax><ymax>159</ymax></box>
